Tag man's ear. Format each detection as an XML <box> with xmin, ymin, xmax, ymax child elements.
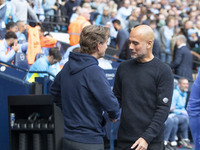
<box><xmin>96</xmin><ymin>43</ymin><xmax>101</xmax><ymax>51</ymax></box>
<box><xmin>147</xmin><ymin>40</ymin><xmax>153</xmax><ymax>49</ymax></box>
<box><xmin>49</xmin><ymin>55</ymin><xmax>54</xmax><ymax>60</ymax></box>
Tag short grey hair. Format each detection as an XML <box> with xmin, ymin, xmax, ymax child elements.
<box><xmin>176</xmin><ymin>35</ymin><xmax>187</xmax><ymax>43</ymax></box>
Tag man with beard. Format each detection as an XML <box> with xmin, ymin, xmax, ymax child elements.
<box><xmin>170</xmin><ymin>78</ymin><xmax>192</xmax><ymax>149</ymax></box>
<box><xmin>113</xmin><ymin>25</ymin><xmax>174</xmax><ymax>150</ymax></box>
<box><xmin>0</xmin><ymin>31</ymin><xmax>19</xmax><ymax>63</ymax></box>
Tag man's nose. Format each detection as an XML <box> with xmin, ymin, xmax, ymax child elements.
<box><xmin>129</xmin><ymin>43</ymin><xmax>134</xmax><ymax>50</ymax></box>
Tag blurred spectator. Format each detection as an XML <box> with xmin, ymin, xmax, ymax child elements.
<box><xmin>0</xmin><ymin>21</ymin><xmax>18</xmax><ymax>39</ymax></box>
<box><xmin>95</xmin><ymin>0</ymin><xmax>107</xmax><ymax>14</ymax></box>
<box><xmin>43</xmin><ymin>0</ymin><xmax>56</xmax><ymax>22</ymax></box>
<box><xmin>107</xmin><ymin>0</ymin><xmax>117</xmax><ymax>14</ymax></box>
<box><xmin>159</xmin><ymin>15</ymin><xmax>176</xmax><ymax>64</ymax></box>
<box><xmin>82</xmin><ymin>2</ymin><xmax>97</xmax><ymax>24</ymax></box>
<box><xmin>6</xmin><ymin>22</ymin><xmax>18</xmax><ymax>33</ymax></box>
<box><xmin>33</xmin><ymin>0</ymin><xmax>45</xmax><ymax>22</ymax></box>
<box><xmin>62</xmin><ymin>44</ymin><xmax>80</xmax><ymax>64</ymax></box>
<box><xmin>128</xmin><ymin>7</ymin><xmax>140</xmax><ymax>32</ymax></box>
<box><xmin>16</xmin><ymin>21</ymin><xmax>27</xmax><ymax>44</ymax></box>
<box><xmin>60</xmin><ymin>44</ymin><xmax>80</xmax><ymax>66</ymax></box>
<box><xmin>112</xmin><ymin>19</ymin><xmax>129</xmax><ymax>58</ymax></box>
<box><xmin>26</xmin><ymin>47</ymin><xmax>61</xmax><ymax>82</ymax></box>
<box><xmin>95</xmin><ymin>6</ymin><xmax>110</xmax><ymax>26</ymax></box>
<box><xmin>195</xmin><ymin>20</ymin><xmax>200</xmax><ymax>37</ymax></box>
<box><xmin>69</xmin><ymin>6</ymin><xmax>81</xmax><ymax>23</ymax></box>
<box><xmin>0</xmin><ymin>0</ymin><xmax>6</xmax><ymax>39</ymax></box>
<box><xmin>183</xmin><ymin>20</ymin><xmax>193</xmax><ymax>41</ymax></box>
<box><xmin>170</xmin><ymin>78</ymin><xmax>192</xmax><ymax>149</ymax></box>
<box><xmin>11</xmin><ymin>0</ymin><xmax>40</xmax><ymax>24</ymax></box>
<box><xmin>157</xmin><ymin>14</ymin><xmax>166</xmax><ymax>29</ymax></box>
<box><xmin>170</xmin><ymin>35</ymin><xmax>193</xmax><ymax>81</ymax></box>
<box><xmin>68</xmin><ymin>8</ymin><xmax>91</xmax><ymax>46</ymax></box>
<box><xmin>64</xmin><ymin>0</ymin><xmax>81</xmax><ymax>25</ymax></box>
<box><xmin>91</xmin><ymin>0</ymin><xmax>101</xmax><ymax>10</ymax></box>
<box><xmin>149</xmin><ymin>20</ymin><xmax>160</xmax><ymax>41</ymax></box>
<box><xmin>5</xmin><ymin>0</ymin><xmax>18</xmax><ymax>24</ymax></box>
<box><xmin>187</xmin><ymin>28</ymin><xmax>200</xmax><ymax>49</ymax></box>
<box><xmin>116</xmin><ymin>0</ymin><xmax>132</xmax><ymax>27</ymax></box>
<box><xmin>0</xmin><ymin>31</ymin><xmax>19</xmax><ymax>63</ymax></box>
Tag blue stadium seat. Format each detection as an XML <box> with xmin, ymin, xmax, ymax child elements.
<box><xmin>14</xmin><ymin>52</ymin><xmax>30</xmax><ymax>70</ymax></box>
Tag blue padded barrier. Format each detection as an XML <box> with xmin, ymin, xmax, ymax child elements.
<box><xmin>104</xmin><ymin>69</ymin><xmax>121</xmax><ymax>150</ymax></box>
<box><xmin>0</xmin><ymin>70</ymin><xmax>32</xmax><ymax>150</ymax></box>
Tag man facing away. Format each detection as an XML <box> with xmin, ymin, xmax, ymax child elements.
<box><xmin>113</xmin><ymin>25</ymin><xmax>174</xmax><ymax>150</ymax></box>
<box><xmin>50</xmin><ymin>25</ymin><xmax>120</xmax><ymax>150</ymax></box>
<box><xmin>170</xmin><ymin>35</ymin><xmax>193</xmax><ymax>81</ymax></box>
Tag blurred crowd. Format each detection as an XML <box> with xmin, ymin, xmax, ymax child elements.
<box><xmin>0</xmin><ymin>0</ymin><xmax>200</xmax><ymax>149</ymax></box>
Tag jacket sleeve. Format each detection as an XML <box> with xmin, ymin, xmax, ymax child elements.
<box><xmin>0</xmin><ymin>45</ymin><xmax>15</xmax><ymax>63</ymax></box>
<box><xmin>141</xmin><ymin>66</ymin><xmax>174</xmax><ymax>144</ymax></box>
<box><xmin>170</xmin><ymin>48</ymin><xmax>182</xmax><ymax>69</ymax></box>
<box><xmin>87</xmin><ymin>67</ymin><xmax>120</xmax><ymax>119</ymax></box>
<box><xmin>50</xmin><ymin>71</ymin><xmax>62</xmax><ymax>109</ymax></box>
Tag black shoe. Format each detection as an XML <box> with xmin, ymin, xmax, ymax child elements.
<box><xmin>179</xmin><ymin>139</ymin><xmax>193</xmax><ymax>149</ymax></box>
<box><xmin>165</xmin><ymin>143</ymin><xmax>174</xmax><ymax>150</ymax></box>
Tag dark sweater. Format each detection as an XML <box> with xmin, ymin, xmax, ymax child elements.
<box><xmin>113</xmin><ymin>57</ymin><xmax>174</xmax><ymax>146</ymax></box>
<box><xmin>51</xmin><ymin>52</ymin><xmax>120</xmax><ymax>144</ymax></box>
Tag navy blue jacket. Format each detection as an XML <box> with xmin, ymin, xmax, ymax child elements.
<box><xmin>51</xmin><ymin>52</ymin><xmax>120</xmax><ymax>144</ymax></box>
<box><xmin>170</xmin><ymin>45</ymin><xmax>193</xmax><ymax>80</ymax></box>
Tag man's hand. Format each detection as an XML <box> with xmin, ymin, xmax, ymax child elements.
<box><xmin>12</xmin><ymin>41</ymin><xmax>19</xmax><ymax>53</ymax></box>
<box><xmin>108</xmin><ymin>118</ymin><xmax>118</xmax><ymax>123</ymax></box>
<box><xmin>131</xmin><ymin>137</ymin><xmax>148</xmax><ymax>150</ymax></box>
<box><xmin>107</xmin><ymin>113</ymin><xmax>118</xmax><ymax>122</ymax></box>
<box><xmin>52</xmin><ymin>5</ymin><xmax>58</xmax><ymax>11</ymax></box>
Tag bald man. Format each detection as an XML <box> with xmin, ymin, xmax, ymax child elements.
<box><xmin>113</xmin><ymin>25</ymin><xmax>174</xmax><ymax>150</ymax></box>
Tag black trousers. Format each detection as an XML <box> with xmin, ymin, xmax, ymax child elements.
<box><xmin>62</xmin><ymin>138</ymin><xmax>104</xmax><ymax>150</ymax></box>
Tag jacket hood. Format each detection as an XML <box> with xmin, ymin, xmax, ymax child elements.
<box><xmin>68</xmin><ymin>52</ymin><xmax>98</xmax><ymax>74</ymax></box>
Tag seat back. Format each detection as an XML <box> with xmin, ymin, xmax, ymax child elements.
<box><xmin>14</xmin><ymin>52</ymin><xmax>30</xmax><ymax>70</ymax></box>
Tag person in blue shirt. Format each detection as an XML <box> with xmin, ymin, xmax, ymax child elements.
<box><xmin>159</xmin><ymin>15</ymin><xmax>175</xmax><ymax>64</ymax></box>
<box><xmin>5</xmin><ymin>0</ymin><xmax>18</xmax><ymax>24</ymax></box>
<box><xmin>0</xmin><ymin>21</ymin><xmax>18</xmax><ymax>40</ymax></box>
<box><xmin>187</xmin><ymin>71</ymin><xmax>200</xmax><ymax>150</ymax></box>
<box><xmin>0</xmin><ymin>31</ymin><xmax>19</xmax><ymax>63</ymax></box>
<box><xmin>16</xmin><ymin>21</ymin><xmax>27</xmax><ymax>44</ymax></box>
<box><xmin>26</xmin><ymin>47</ymin><xmax>61</xmax><ymax>82</ymax></box>
<box><xmin>170</xmin><ymin>77</ymin><xmax>192</xmax><ymax>149</ymax></box>
<box><xmin>50</xmin><ymin>25</ymin><xmax>120</xmax><ymax>150</ymax></box>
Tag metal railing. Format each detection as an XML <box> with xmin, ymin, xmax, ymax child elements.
<box><xmin>0</xmin><ymin>60</ymin><xmax>55</xmax><ymax>79</ymax></box>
